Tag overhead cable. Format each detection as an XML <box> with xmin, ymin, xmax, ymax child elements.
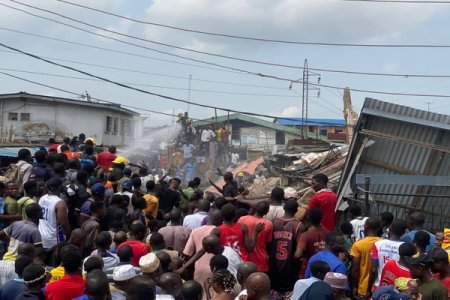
<box><xmin>57</xmin><ymin>0</ymin><xmax>450</xmax><ymax>46</ymax></box>
<box><xmin>7</xmin><ymin>0</ymin><xmax>301</xmax><ymax>69</ymax></box>
<box><xmin>0</xmin><ymin>42</ymin><xmax>357</xmax><ymax>126</ymax></box>
<box><xmin>0</xmin><ymin>49</ymin><xmax>289</xmax><ymax>90</ymax></box>
<box><xmin>0</xmin><ymin>67</ymin><xmax>299</xmax><ymax>98</ymax></box>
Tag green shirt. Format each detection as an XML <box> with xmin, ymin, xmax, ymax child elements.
<box><xmin>17</xmin><ymin>196</ymin><xmax>36</xmax><ymax>220</ymax></box>
<box><xmin>181</xmin><ymin>187</ymin><xmax>195</xmax><ymax>206</ymax></box>
<box><xmin>4</xmin><ymin>196</ymin><xmax>18</xmax><ymax>216</ymax></box>
<box><xmin>418</xmin><ymin>278</ymin><xmax>448</xmax><ymax>300</ymax></box>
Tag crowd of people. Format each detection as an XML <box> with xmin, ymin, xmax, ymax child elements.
<box><xmin>0</xmin><ymin>135</ymin><xmax>448</xmax><ymax>300</ymax></box>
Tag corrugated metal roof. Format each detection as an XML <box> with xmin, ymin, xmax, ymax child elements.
<box><xmin>193</xmin><ymin>113</ymin><xmax>303</xmax><ymax>136</ymax></box>
<box><xmin>337</xmin><ymin>98</ymin><xmax>450</xmax><ymax>229</ymax></box>
<box><xmin>0</xmin><ymin>92</ymin><xmax>139</xmax><ymax>116</ymax></box>
<box><xmin>274</xmin><ymin>118</ymin><xmax>346</xmax><ymax>126</ymax></box>
<box><xmin>0</xmin><ymin>147</ymin><xmax>37</xmax><ymax>157</ymax></box>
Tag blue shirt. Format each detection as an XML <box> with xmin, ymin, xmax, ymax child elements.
<box><xmin>0</xmin><ymin>279</ymin><xmax>27</xmax><ymax>300</ymax></box>
<box><xmin>401</xmin><ymin>230</ymin><xmax>435</xmax><ymax>253</ymax></box>
<box><xmin>305</xmin><ymin>250</ymin><xmax>346</xmax><ymax>278</ymax></box>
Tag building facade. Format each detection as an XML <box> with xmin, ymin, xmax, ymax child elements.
<box><xmin>273</xmin><ymin>118</ymin><xmax>348</xmax><ymax>143</ymax></box>
<box><xmin>0</xmin><ymin>92</ymin><xmax>141</xmax><ymax>146</ymax></box>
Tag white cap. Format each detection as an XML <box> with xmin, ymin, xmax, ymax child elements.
<box><xmin>113</xmin><ymin>264</ymin><xmax>141</xmax><ymax>281</ymax></box>
<box><xmin>139</xmin><ymin>253</ymin><xmax>160</xmax><ymax>273</ymax></box>
<box><xmin>284</xmin><ymin>187</ymin><xmax>298</xmax><ymax>199</ymax></box>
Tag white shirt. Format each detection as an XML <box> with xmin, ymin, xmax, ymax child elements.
<box><xmin>351</xmin><ymin>216</ymin><xmax>368</xmax><ymax>242</ymax></box>
<box><xmin>222</xmin><ymin>246</ymin><xmax>242</xmax><ymax>277</ymax></box>
<box><xmin>291</xmin><ymin>277</ymin><xmax>320</xmax><ymax>300</ymax></box>
<box><xmin>371</xmin><ymin>239</ymin><xmax>404</xmax><ymax>287</ymax></box>
<box><xmin>234</xmin><ymin>289</ymin><xmax>247</xmax><ymax>300</ymax></box>
<box><xmin>201</xmin><ymin>129</ymin><xmax>216</xmax><ymax>142</ymax></box>
<box><xmin>265</xmin><ymin>205</ymin><xmax>284</xmax><ymax>222</ymax></box>
<box><xmin>38</xmin><ymin>194</ymin><xmax>65</xmax><ymax>249</ymax></box>
<box><xmin>231</xmin><ymin>153</ymin><xmax>239</xmax><ymax>165</ymax></box>
<box><xmin>183</xmin><ymin>211</ymin><xmax>209</xmax><ymax>230</ymax></box>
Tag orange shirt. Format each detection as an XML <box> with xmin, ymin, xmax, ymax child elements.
<box><xmin>237</xmin><ymin>215</ymin><xmax>273</xmax><ymax>272</ymax></box>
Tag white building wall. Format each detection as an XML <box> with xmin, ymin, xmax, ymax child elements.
<box><xmin>0</xmin><ymin>99</ymin><xmax>137</xmax><ymax>145</ymax></box>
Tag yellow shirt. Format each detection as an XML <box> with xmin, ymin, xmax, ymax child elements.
<box><xmin>143</xmin><ymin>193</ymin><xmax>159</xmax><ymax>223</ymax></box>
<box><xmin>49</xmin><ymin>265</ymin><xmax>86</xmax><ymax>282</ymax></box>
<box><xmin>350</xmin><ymin>236</ymin><xmax>382</xmax><ymax>296</ymax></box>
<box><xmin>49</xmin><ymin>266</ymin><xmax>65</xmax><ymax>282</ymax></box>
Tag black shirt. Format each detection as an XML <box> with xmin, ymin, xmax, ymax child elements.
<box><xmin>104</xmin><ymin>206</ymin><xmax>127</xmax><ymax>230</ymax></box>
<box><xmin>159</xmin><ymin>189</ymin><xmax>180</xmax><ymax>213</ymax></box>
<box><xmin>223</xmin><ymin>182</ymin><xmax>238</xmax><ymax>198</ymax></box>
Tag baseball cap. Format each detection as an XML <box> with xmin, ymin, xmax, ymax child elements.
<box><xmin>122</xmin><ymin>180</ymin><xmax>133</xmax><ymax>191</ymax></box>
<box><xmin>113</xmin><ymin>264</ymin><xmax>141</xmax><ymax>281</ymax></box>
<box><xmin>405</xmin><ymin>253</ymin><xmax>432</xmax><ymax>267</ymax></box>
<box><xmin>284</xmin><ymin>187</ymin><xmax>298</xmax><ymax>199</ymax></box>
<box><xmin>372</xmin><ymin>286</ymin><xmax>410</xmax><ymax>300</ymax></box>
<box><xmin>323</xmin><ymin>272</ymin><xmax>347</xmax><ymax>289</ymax></box>
<box><xmin>91</xmin><ymin>183</ymin><xmax>106</xmax><ymax>196</ymax></box>
<box><xmin>113</xmin><ymin>156</ymin><xmax>129</xmax><ymax>165</ymax></box>
<box><xmin>139</xmin><ymin>253</ymin><xmax>160</xmax><ymax>273</ymax></box>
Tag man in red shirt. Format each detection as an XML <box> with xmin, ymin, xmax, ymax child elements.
<box><xmin>45</xmin><ymin>250</ymin><xmax>85</xmax><ymax>300</ymax></box>
<box><xmin>295</xmin><ymin>207</ymin><xmax>326</xmax><ymax>278</ymax></box>
<box><xmin>118</xmin><ymin>222</ymin><xmax>150</xmax><ymax>267</ymax></box>
<box><xmin>214</xmin><ymin>203</ymin><xmax>250</xmax><ymax>262</ymax></box>
<box><xmin>238</xmin><ymin>201</ymin><xmax>273</xmax><ymax>272</ymax></box>
<box><xmin>307</xmin><ymin>173</ymin><xmax>337</xmax><ymax>231</ymax></box>
<box><xmin>379</xmin><ymin>242</ymin><xmax>416</xmax><ymax>287</ymax></box>
<box><xmin>96</xmin><ymin>146</ymin><xmax>117</xmax><ymax>172</ymax></box>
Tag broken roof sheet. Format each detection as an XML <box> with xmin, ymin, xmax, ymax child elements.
<box><xmin>337</xmin><ymin>98</ymin><xmax>450</xmax><ymax>228</ymax></box>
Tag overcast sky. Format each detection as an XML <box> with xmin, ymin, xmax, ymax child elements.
<box><xmin>1</xmin><ymin>0</ymin><xmax>450</xmax><ymax>126</ymax></box>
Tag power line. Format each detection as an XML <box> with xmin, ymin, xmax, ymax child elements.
<box><xmin>0</xmin><ymin>49</ymin><xmax>289</xmax><ymax>91</ymax></box>
<box><xmin>57</xmin><ymin>0</ymin><xmax>450</xmax><ymax>46</ymax></box>
<box><xmin>3</xmin><ymin>41</ymin><xmax>450</xmax><ymax>106</ymax></box>
<box><xmin>0</xmin><ymin>67</ymin><xmax>299</xmax><ymax>98</ymax></box>
<box><xmin>0</xmin><ymin>28</ymin><xmax>234</xmax><ymax>74</ymax></box>
<box><xmin>0</xmin><ymin>4</ymin><xmax>304</xmax><ymax>83</ymax></box>
<box><xmin>0</xmin><ymin>4</ymin><xmax>273</xmax><ymax>77</ymax></box>
<box><xmin>3</xmin><ymin>27</ymin><xmax>450</xmax><ymax>81</ymax></box>
<box><xmin>7</xmin><ymin>1</ymin><xmax>301</xmax><ymax>69</ymax></box>
<box><xmin>0</xmin><ymin>42</ymin><xmax>355</xmax><ymax>126</ymax></box>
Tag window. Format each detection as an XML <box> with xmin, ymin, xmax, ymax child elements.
<box><xmin>320</xmin><ymin>128</ymin><xmax>328</xmax><ymax>136</ymax></box>
<box><xmin>20</xmin><ymin>113</ymin><xmax>30</xmax><ymax>122</ymax></box>
<box><xmin>113</xmin><ymin>117</ymin><xmax>119</xmax><ymax>133</ymax></box>
<box><xmin>121</xmin><ymin>119</ymin><xmax>130</xmax><ymax>134</ymax></box>
<box><xmin>8</xmin><ymin>112</ymin><xmax>18</xmax><ymax>121</ymax></box>
<box><xmin>335</xmin><ymin>129</ymin><xmax>344</xmax><ymax>134</ymax></box>
<box><xmin>106</xmin><ymin>116</ymin><xmax>112</xmax><ymax>132</ymax></box>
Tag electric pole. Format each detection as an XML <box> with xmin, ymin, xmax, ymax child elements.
<box><xmin>301</xmin><ymin>59</ymin><xmax>320</xmax><ymax>139</ymax></box>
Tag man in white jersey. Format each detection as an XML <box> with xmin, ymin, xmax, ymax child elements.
<box><xmin>38</xmin><ymin>177</ymin><xmax>71</xmax><ymax>249</ymax></box>
<box><xmin>348</xmin><ymin>205</ymin><xmax>368</xmax><ymax>242</ymax></box>
<box><xmin>369</xmin><ymin>219</ymin><xmax>407</xmax><ymax>291</ymax></box>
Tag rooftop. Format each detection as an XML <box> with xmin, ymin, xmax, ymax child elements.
<box><xmin>0</xmin><ymin>92</ymin><xmax>139</xmax><ymax>116</ymax></box>
<box><xmin>274</xmin><ymin>118</ymin><xmax>346</xmax><ymax>126</ymax></box>
<box><xmin>193</xmin><ymin>113</ymin><xmax>302</xmax><ymax>136</ymax></box>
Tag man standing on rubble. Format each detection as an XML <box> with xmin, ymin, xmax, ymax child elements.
<box><xmin>307</xmin><ymin>173</ymin><xmax>337</xmax><ymax>232</ymax></box>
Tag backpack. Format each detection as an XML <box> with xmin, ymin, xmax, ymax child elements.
<box><xmin>0</xmin><ymin>164</ymin><xmax>22</xmax><ymax>187</ymax></box>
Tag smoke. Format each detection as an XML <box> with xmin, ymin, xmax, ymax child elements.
<box><xmin>117</xmin><ymin>123</ymin><xmax>182</xmax><ymax>171</ymax></box>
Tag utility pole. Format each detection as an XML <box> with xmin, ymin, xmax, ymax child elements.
<box><xmin>300</xmin><ymin>59</ymin><xmax>320</xmax><ymax>139</ymax></box>
<box><xmin>426</xmin><ymin>101</ymin><xmax>433</xmax><ymax>112</ymax></box>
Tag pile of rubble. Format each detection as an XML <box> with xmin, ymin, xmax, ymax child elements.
<box><xmin>235</xmin><ymin>144</ymin><xmax>349</xmax><ymax>206</ymax></box>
